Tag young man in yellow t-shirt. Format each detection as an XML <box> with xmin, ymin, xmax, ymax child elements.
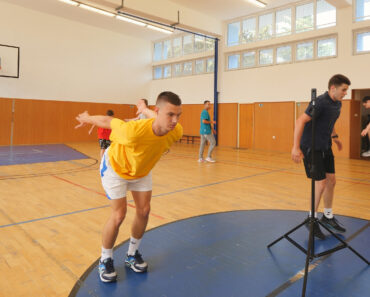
<box><xmin>75</xmin><ymin>92</ymin><xmax>183</xmax><ymax>282</ymax></box>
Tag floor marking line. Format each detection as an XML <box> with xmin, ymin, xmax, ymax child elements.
<box><xmin>265</xmin><ymin>222</ymin><xmax>370</xmax><ymax>297</ymax></box>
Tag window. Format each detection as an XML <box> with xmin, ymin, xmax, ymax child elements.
<box><xmin>183</xmin><ymin>35</ymin><xmax>194</xmax><ymax>55</ymax></box>
<box><xmin>163</xmin><ymin>65</ymin><xmax>171</xmax><ymax>78</ymax></box>
<box><xmin>173</xmin><ymin>37</ymin><xmax>182</xmax><ymax>58</ymax></box>
<box><xmin>276</xmin><ymin>45</ymin><xmax>292</xmax><ymax>63</ymax></box>
<box><xmin>154</xmin><ymin>66</ymin><xmax>162</xmax><ymax>79</ymax></box>
<box><xmin>242</xmin><ymin>17</ymin><xmax>256</xmax><ymax>43</ymax></box>
<box><xmin>206</xmin><ymin>38</ymin><xmax>215</xmax><ymax>51</ymax></box>
<box><xmin>317</xmin><ymin>38</ymin><xmax>336</xmax><ymax>57</ymax></box>
<box><xmin>194</xmin><ymin>35</ymin><xmax>205</xmax><ymax>53</ymax></box>
<box><xmin>163</xmin><ymin>40</ymin><xmax>172</xmax><ymax>60</ymax></box>
<box><xmin>258</xmin><ymin>13</ymin><xmax>273</xmax><ymax>40</ymax></box>
<box><xmin>259</xmin><ymin>49</ymin><xmax>273</xmax><ymax>65</ymax></box>
<box><xmin>296</xmin><ymin>41</ymin><xmax>314</xmax><ymax>60</ymax></box>
<box><xmin>173</xmin><ymin>63</ymin><xmax>182</xmax><ymax>76</ymax></box>
<box><xmin>276</xmin><ymin>8</ymin><xmax>292</xmax><ymax>37</ymax></box>
<box><xmin>228</xmin><ymin>54</ymin><xmax>240</xmax><ymax>69</ymax></box>
<box><xmin>316</xmin><ymin>0</ymin><xmax>336</xmax><ymax>29</ymax></box>
<box><xmin>228</xmin><ymin>22</ymin><xmax>240</xmax><ymax>46</ymax></box>
<box><xmin>296</xmin><ymin>2</ymin><xmax>314</xmax><ymax>33</ymax></box>
<box><xmin>153</xmin><ymin>42</ymin><xmax>162</xmax><ymax>62</ymax></box>
<box><xmin>226</xmin><ymin>1</ymin><xmax>336</xmax><ymax>48</ymax></box>
<box><xmin>183</xmin><ymin>61</ymin><xmax>193</xmax><ymax>75</ymax></box>
<box><xmin>195</xmin><ymin>59</ymin><xmax>205</xmax><ymax>74</ymax></box>
<box><xmin>356</xmin><ymin>31</ymin><xmax>370</xmax><ymax>53</ymax></box>
<box><xmin>206</xmin><ymin>58</ymin><xmax>215</xmax><ymax>72</ymax></box>
<box><xmin>356</xmin><ymin>0</ymin><xmax>370</xmax><ymax>22</ymax></box>
<box><xmin>242</xmin><ymin>51</ymin><xmax>256</xmax><ymax>68</ymax></box>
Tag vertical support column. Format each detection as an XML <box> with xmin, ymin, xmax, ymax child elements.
<box><xmin>213</xmin><ymin>38</ymin><xmax>219</xmax><ymax>145</ymax></box>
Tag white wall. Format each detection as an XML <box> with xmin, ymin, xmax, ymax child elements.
<box><xmin>0</xmin><ymin>1</ymin><xmax>152</xmax><ymax>103</ymax></box>
<box><xmin>220</xmin><ymin>6</ymin><xmax>370</xmax><ymax>103</ymax></box>
<box><xmin>151</xmin><ymin>5</ymin><xmax>370</xmax><ymax>105</ymax></box>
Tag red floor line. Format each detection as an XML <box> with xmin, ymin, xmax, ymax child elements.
<box><xmin>51</xmin><ymin>175</ymin><xmax>165</xmax><ymax>220</ymax></box>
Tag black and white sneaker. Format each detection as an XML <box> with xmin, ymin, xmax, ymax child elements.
<box><xmin>305</xmin><ymin>217</ymin><xmax>325</xmax><ymax>240</ymax></box>
<box><xmin>320</xmin><ymin>215</ymin><xmax>346</xmax><ymax>233</ymax></box>
<box><xmin>125</xmin><ymin>250</ymin><xmax>148</xmax><ymax>273</ymax></box>
<box><xmin>98</xmin><ymin>258</ymin><xmax>117</xmax><ymax>282</ymax></box>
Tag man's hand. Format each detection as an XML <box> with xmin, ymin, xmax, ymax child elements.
<box><xmin>75</xmin><ymin>111</ymin><xmax>90</xmax><ymax>129</ymax></box>
<box><xmin>291</xmin><ymin>147</ymin><xmax>303</xmax><ymax>163</ymax></box>
<box><xmin>361</xmin><ymin>128</ymin><xmax>369</xmax><ymax>137</ymax></box>
<box><xmin>333</xmin><ymin>139</ymin><xmax>342</xmax><ymax>151</ymax></box>
<box><xmin>212</xmin><ymin>129</ymin><xmax>217</xmax><ymax>135</ymax></box>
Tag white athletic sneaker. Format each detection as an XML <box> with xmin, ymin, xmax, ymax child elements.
<box><xmin>198</xmin><ymin>158</ymin><xmax>205</xmax><ymax>163</ymax></box>
<box><xmin>205</xmin><ymin>157</ymin><xmax>216</xmax><ymax>163</ymax></box>
<box><xmin>361</xmin><ymin>150</ymin><xmax>370</xmax><ymax>157</ymax></box>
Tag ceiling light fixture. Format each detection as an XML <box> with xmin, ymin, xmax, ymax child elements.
<box><xmin>58</xmin><ymin>0</ymin><xmax>79</xmax><ymax>6</ymax></box>
<box><xmin>147</xmin><ymin>25</ymin><xmax>173</xmax><ymax>34</ymax></box>
<box><xmin>79</xmin><ymin>4</ymin><xmax>115</xmax><ymax>17</ymax></box>
<box><xmin>116</xmin><ymin>15</ymin><xmax>146</xmax><ymax>27</ymax></box>
<box><xmin>248</xmin><ymin>0</ymin><xmax>267</xmax><ymax>8</ymax></box>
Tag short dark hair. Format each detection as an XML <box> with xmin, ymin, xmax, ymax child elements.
<box><xmin>141</xmin><ymin>98</ymin><xmax>149</xmax><ymax>106</ymax></box>
<box><xmin>204</xmin><ymin>100</ymin><xmax>210</xmax><ymax>104</ymax></box>
<box><xmin>328</xmin><ymin>74</ymin><xmax>351</xmax><ymax>89</ymax></box>
<box><xmin>106</xmin><ymin>109</ymin><xmax>114</xmax><ymax>116</ymax></box>
<box><xmin>156</xmin><ymin>91</ymin><xmax>182</xmax><ymax>106</ymax></box>
<box><xmin>363</xmin><ymin>96</ymin><xmax>370</xmax><ymax>103</ymax></box>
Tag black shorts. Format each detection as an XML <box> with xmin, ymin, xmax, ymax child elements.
<box><xmin>301</xmin><ymin>147</ymin><xmax>335</xmax><ymax>181</ymax></box>
<box><xmin>99</xmin><ymin>139</ymin><xmax>111</xmax><ymax>150</ymax></box>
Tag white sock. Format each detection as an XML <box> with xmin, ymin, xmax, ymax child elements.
<box><xmin>324</xmin><ymin>208</ymin><xmax>333</xmax><ymax>219</ymax></box>
<box><xmin>309</xmin><ymin>211</ymin><xmax>318</xmax><ymax>218</ymax></box>
<box><xmin>127</xmin><ymin>236</ymin><xmax>142</xmax><ymax>256</ymax></box>
<box><xmin>101</xmin><ymin>247</ymin><xmax>113</xmax><ymax>261</ymax></box>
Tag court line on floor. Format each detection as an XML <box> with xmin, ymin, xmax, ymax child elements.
<box><xmin>0</xmin><ymin>168</ymin><xmax>282</xmax><ymax>229</ymax></box>
<box><xmin>265</xmin><ymin>221</ymin><xmax>370</xmax><ymax>297</ymax></box>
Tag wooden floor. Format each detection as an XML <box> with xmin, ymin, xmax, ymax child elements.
<box><xmin>0</xmin><ymin>142</ymin><xmax>369</xmax><ymax>297</ymax></box>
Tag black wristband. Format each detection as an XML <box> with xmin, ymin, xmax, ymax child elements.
<box><xmin>331</xmin><ymin>134</ymin><xmax>339</xmax><ymax>139</ymax></box>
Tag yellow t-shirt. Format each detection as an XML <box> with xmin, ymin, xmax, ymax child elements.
<box><xmin>108</xmin><ymin>118</ymin><xmax>183</xmax><ymax>179</ymax></box>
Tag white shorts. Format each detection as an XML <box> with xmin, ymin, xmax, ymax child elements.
<box><xmin>100</xmin><ymin>149</ymin><xmax>152</xmax><ymax>200</ymax></box>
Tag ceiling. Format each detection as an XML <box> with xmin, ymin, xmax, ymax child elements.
<box><xmin>2</xmin><ymin>0</ymin><xmax>346</xmax><ymax>40</ymax></box>
<box><xmin>168</xmin><ymin>0</ymin><xmax>297</xmax><ymax>21</ymax></box>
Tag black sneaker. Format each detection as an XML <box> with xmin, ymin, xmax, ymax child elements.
<box><xmin>305</xmin><ymin>217</ymin><xmax>325</xmax><ymax>240</ymax></box>
<box><xmin>320</xmin><ymin>215</ymin><xmax>346</xmax><ymax>233</ymax></box>
<box><xmin>98</xmin><ymin>258</ymin><xmax>117</xmax><ymax>282</ymax></box>
<box><xmin>125</xmin><ymin>250</ymin><xmax>148</xmax><ymax>273</ymax></box>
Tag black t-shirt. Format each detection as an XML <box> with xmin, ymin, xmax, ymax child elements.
<box><xmin>300</xmin><ymin>91</ymin><xmax>341</xmax><ymax>151</ymax></box>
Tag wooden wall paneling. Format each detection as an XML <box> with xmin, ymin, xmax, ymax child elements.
<box><xmin>12</xmin><ymin>99</ymin><xmax>130</xmax><ymax>145</ymax></box>
<box><xmin>254</xmin><ymin>102</ymin><xmax>295</xmax><ymax>152</ymax></box>
<box><xmin>0</xmin><ymin>98</ymin><xmax>13</xmax><ymax>145</ymax></box>
<box><xmin>178</xmin><ymin>104</ymin><xmax>214</xmax><ymax>136</ymax></box>
<box><xmin>239</xmin><ymin>104</ymin><xmax>254</xmax><ymax>149</ymax></box>
<box><xmin>333</xmin><ymin>100</ymin><xmax>350</xmax><ymax>158</ymax></box>
<box><xmin>218</xmin><ymin>103</ymin><xmax>238</xmax><ymax>147</ymax></box>
<box><xmin>296</xmin><ymin>102</ymin><xmax>309</xmax><ymax>119</ymax></box>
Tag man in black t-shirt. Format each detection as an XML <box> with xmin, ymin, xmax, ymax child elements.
<box><xmin>292</xmin><ymin>74</ymin><xmax>351</xmax><ymax>239</ymax></box>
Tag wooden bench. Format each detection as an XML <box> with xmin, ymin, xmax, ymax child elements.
<box><xmin>179</xmin><ymin>135</ymin><xmax>200</xmax><ymax>144</ymax></box>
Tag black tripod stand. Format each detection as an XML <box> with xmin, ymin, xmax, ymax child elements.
<box><xmin>267</xmin><ymin>88</ymin><xmax>369</xmax><ymax>297</ymax></box>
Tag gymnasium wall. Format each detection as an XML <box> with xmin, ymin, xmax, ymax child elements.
<box><xmin>221</xmin><ymin>7</ymin><xmax>370</xmax><ymax>103</ymax></box>
<box><xmin>0</xmin><ymin>1</ymin><xmax>151</xmax><ymax>104</ymax></box>
<box><xmin>150</xmin><ymin>6</ymin><xmax>370</xmax><ymax>105</ymax></box>
<box><xmin>0</xmin><ymin>98</ymin><xmax>137</xmax><ymax>145</ymax></box>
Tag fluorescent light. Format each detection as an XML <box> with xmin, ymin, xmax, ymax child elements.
<box><xmin>58</xmin><ymin>0</ymin><xmax>79</xmax><ymax>6</ymax></box>
<box><xmin>147</xmin><ymin>25</ymin><xmax>173</xmax><ymax>34</ymax></box>
<box><xmin>248</xmin><ymin>0</ymin><xmax>267</xmax><ymax>8</ymax></box>
<box><xmin>116</xmin><ymin>15</ymin><xmax>146</xmax><ymax>27</ymax></box>
<box><xmin>79</xmin><ymin>4</ymin><xmax>115</xmax><ymax>17</ymax></box>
